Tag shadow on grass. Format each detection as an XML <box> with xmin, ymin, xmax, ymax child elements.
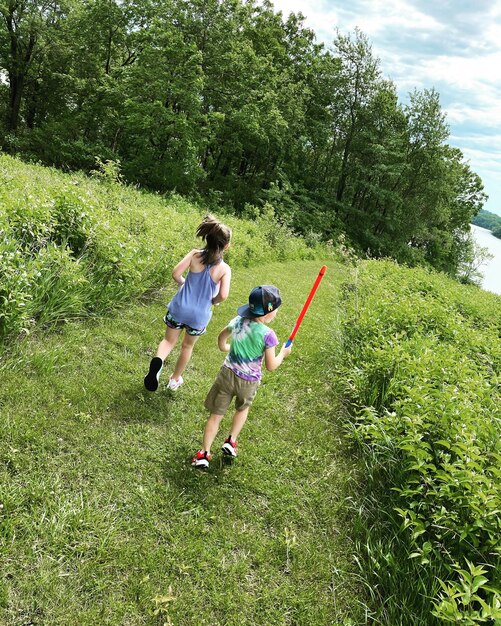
<box><xmin>106</xmin><ymin>384</ymin><xmax>180</xmax><ymax>425</ymax></box>
<box><xmin>161</xmin><ymin>446</ymin><xmax>238</xmax><ymax>502</ymax></box>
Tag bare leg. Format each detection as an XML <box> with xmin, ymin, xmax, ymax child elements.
<box><xmin>145</xmin><ymin>326</ymin><xmax>183</xmax><ymax>391</ymax></box>
<box><xmin>202</xmin><ymin>413</ymin><xmax>224</xmax><ymax>453</ymax></box>
<box><xmin>229</xmin><ymin>407</ymin><xmax>250</xmax><ymax>440</ymax></box>
<box><xmin>156</xmin><ymin>326</ymin><xmax>182</xmax><ymax>361</ymax></box>
<box><xmin>171</xmin><ymin>333</ymin><xmax>200</xmax><ymax>380</ymax></box>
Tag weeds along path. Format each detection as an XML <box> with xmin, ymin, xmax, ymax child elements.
<box><xmin>0</xmin><ymin>260</ymin><xmax>363</xmax><ymax>625</ymax></box>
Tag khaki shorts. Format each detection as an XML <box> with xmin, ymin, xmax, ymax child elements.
<box><xmin>204</xmin><ymin>366</ymin><xmax>259</xmax><ymax>415</ymax></box>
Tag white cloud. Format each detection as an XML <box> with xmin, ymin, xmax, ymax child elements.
<box><xmin>446</xmin><ymin>102</ymin><xmax>501</xmax><ymax>127</ymax></box>
<box><xmin>458</xmin><ymin>147</ymin><xmax>501</xmax><ymax>170</ymax></box>
<box><xmin>270</xmin><ymin>0</ymin><xmax>340</xmax><ymax>41</ymax></box>
<box><xmin>345</xmin><ymin>0</ymin><xmax>443</xmax><ymax>36</ymax></box>
<box><xmin>451</xmin><ymin>133</ymin><xmax>501</xmax><ymax>151</ymax></box>
<box><xmin>272</xmin><ymin>0</ymin><xmax>444</xmax><ymax>45</ymax></box>
<box><xmin>419</xmin><ymin>53</ymin><xmax>501</xmax><ymax>91</ymax></box>
<box><xmin>484</xmin><ymin>20</ymin><xmax>501</xmax><ymax>47</ymax></box>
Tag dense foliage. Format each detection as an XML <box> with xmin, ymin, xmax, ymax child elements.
<box><xmin>0</xmin><ymin>0</ymin><xmax>487</xmax><ymax>275</ymax></box>
<box><xmin>340</xmin><ymin>259</ymin><xmax>501</xmax><ymax>624</ymax></box>
<box><xmin>472</xmin><ymin>209</ymin><xmax>501</xmax><ymax>239</ymax></box>
<box><xmin>0</xmin><ymin>154</ymin><xmax>321</xmax><ymax>345</ymax></box>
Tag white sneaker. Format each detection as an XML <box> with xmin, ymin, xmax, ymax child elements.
<box><xmin>167</xmin><ymin>375</ymin><xmax>184</xmax><ymax>391</ymax></box>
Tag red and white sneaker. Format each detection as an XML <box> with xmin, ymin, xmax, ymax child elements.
<box><xmin>191</xmin><ymin>450</ymin><xmax>211</xmax><ymax>469</ymax></box>
<box><xmin>221</xmin><ymin>436</ymin><xmax>237</xmax><ymax>458</ymax></box>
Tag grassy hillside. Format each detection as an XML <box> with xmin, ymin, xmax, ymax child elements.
<box><xmin>1</xmin><ymin>154</ymin><xmax>500</xmax><ymax>624</ymax></box>
<box><xmin>0</xmin><ymin>154</ymin><xmax>323</xmax><ymax>346</ymax></box>
<box><xmin>0</xmin><ymin>260</ymin><xmax>365</xmax><ymax>626</ymax></box>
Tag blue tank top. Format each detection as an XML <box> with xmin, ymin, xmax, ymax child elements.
<box><xmin>167</xmin><ymin>262</ymin><xmax>220</xmax><ymax>330</ymax></box>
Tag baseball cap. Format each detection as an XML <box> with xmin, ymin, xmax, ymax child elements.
<box><xmin>237</xmin><ymin>285</ymin><xmax>282</xmax><ymax>318</ymax></box>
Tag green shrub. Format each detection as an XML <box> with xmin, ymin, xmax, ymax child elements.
<box><xmin>2</xmin><ymin>186</ymin><xmax>93</xmax><ymax>258</ymax></box>
<box><xmin>0</xmin><ymin>235</ymin><xmax>33</xmax><ymax>340</ymax></box>
<box><xmin>5</xmin><ymin>198</ymin><xmax>53</xmax><ymax>255</ymax></box>
<box><xmin>28</xmin><ymin>244</ymin><xmax>90</xmax><ymax>326</ymax></box>
<box><xmin>50</xmin><ymin>192</ymin><xmax>94</xmax><ymax>256</ymax></box>
<box><xmin>340</xmin><ymin>259</ymin><xmax>501</xmax><ymax>624</ymax></box>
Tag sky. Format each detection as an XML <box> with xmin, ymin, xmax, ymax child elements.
<box><xmin>269</xmin><ymin>0</ymin><xmax>501</xmax><ymax>217</ymax></box>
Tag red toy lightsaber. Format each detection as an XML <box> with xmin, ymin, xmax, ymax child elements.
<box><xmin>285</xmin><ymin>265</ymin><xmax>327</xmax><ymax>348</ymax></box>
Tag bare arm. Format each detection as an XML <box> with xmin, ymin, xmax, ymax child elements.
<box><xmin>264</xmin><ymin>343</ymin><xmax>292</xmax><ymax>371</ymax></box>
<box><xmin>212</xmin><ymin>265</ymin><xmax>232</xmax><ymax>305</ymax></box>
<box><xmin>218</xmin><ymin>327</ymin><xmax>232</xmax><ymax>352</ymax></box>
<box><xmin>172</xmin><ymin>250</ymin><xmax>196</xmax><ymax>285</ymax></box>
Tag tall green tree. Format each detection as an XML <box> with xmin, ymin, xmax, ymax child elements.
<box><xmin>119</xmin><ymin>2</ymin><xmax>204</xmax><ymax>192</ymax></box>
<box><xmin>188</xmin><ymin>0</ymin><xmax>292</xmax><ymax>205</ymax></box>
<box><xmin>341</xmin><ymin>82</ymin><xmax>409</xmax><ymax>255</ymax></box>
<box><xmin>0</xmin><ymin>0</ymin><xmax>69</xmax><ymax>132</ymax></box>
<box><xmin>0</xmin><ymin>0</ymin><xmax>489</xmax><ymax>278</ymax></box>
<box><xmin>330</xmin><ymin>29</ymin><xmax>381</xmax><ymax>206</ymax></box>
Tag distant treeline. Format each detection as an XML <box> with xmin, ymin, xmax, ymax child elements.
<box><xmin>472</xmin><ymin>209</ymin><xmax>501</xmax><ymax>239</ymax></box>
<box><xmin>0</xmin><ymin>0</ymin><xmax>487</xmax><ymax>275</ymax></box>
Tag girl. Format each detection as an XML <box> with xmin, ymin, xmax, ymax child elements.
<box><xmin>144</xmin><ymin>216</ymin><xmax>232</xmax><ymax>392</ymax></box>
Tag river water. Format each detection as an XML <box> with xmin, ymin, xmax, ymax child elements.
<box><xmin>470</xmin><ymin>224</ymin><xmax>501</xmax><ymax>295</ymax></box>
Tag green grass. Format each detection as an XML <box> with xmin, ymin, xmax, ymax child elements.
<box><xmin>0</xmin><ymin>260</ymin><xmax>364</xmax><ymax>625</ymax></box>
<box><xmin>4</xmin><ymin>153</ymin><xmax>499</xmax><ymax>624</ymax></box>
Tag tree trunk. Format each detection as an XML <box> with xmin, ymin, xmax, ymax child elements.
<box><xmin>8</xmin><ymin>74</ymin><xmax>24</xmax><ymax>131</ymax></box>
<box><xmin>5</xmin><ymin>10</ymin><xmax>36</xmax><ymax>132</ymax></box>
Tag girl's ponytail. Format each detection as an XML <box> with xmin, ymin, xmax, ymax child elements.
<box><xmin>196</xmin><ymin>215</ymin><xmax>231</xmax><ymax>264</ymax></box>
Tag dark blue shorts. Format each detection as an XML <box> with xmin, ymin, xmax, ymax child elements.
<box><xmin>163</xmin><ymin>310</ymin><xmax>206</xmax><ymax>336</ymax></box>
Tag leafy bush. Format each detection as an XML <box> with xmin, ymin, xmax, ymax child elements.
<box><xmin>0</xmin><ymin>234</ymin><xmax>33</xmax><ymax>340</ymax></box>
<box><xmin>50</xmin><ymin>193</ymin><xmax>94</xmax><ymax>256</ymax></box>
<box><xmin>28</xmin><ymin>244</ymin><xmax>90</xmax><ymax>326</ymax></box>
<box><xmin>6</xmin><ymin>198</ymin><xmax>54</xmax><ymax>255</ymax></box>
<box><xmin>339</xmin><ymin>259</ymin><xmax>501</xmax><ymax>624</ymax></box>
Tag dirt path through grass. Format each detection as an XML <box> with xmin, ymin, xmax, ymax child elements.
<box><xmin>0</xmin><ymin>260</ymin><xmax>363</xmax><ymax>625</ymax></box>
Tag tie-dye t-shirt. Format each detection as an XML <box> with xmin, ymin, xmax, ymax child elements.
<box><xmin>223</xmin><ymin>316</ymin><xmax>278</xmax><ymax>382</ymax></box>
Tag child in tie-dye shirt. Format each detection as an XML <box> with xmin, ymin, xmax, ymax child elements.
<box><xmin>192</xmin><ymin>285</ymin><xmax>292</xmax><ymax>468</ymax></box>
